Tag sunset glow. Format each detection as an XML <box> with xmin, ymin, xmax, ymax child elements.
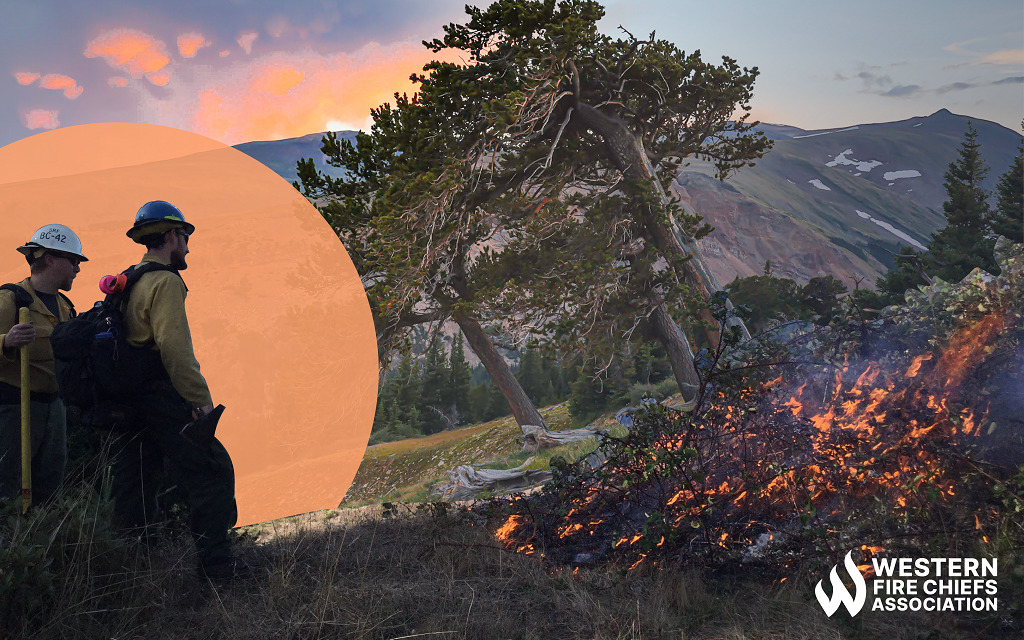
<box><xmin>251</xmin><ymin>64</ymin><xmax>305</xmax><ymax>95</ymax></box>
<box><xmin>4</xmin><ymin>1</ymin><xmax>1019</xmax><ymax>147</ymax></box>
<box><xmin>168</xmin><ymin>43</ymin><xmax>463</xmax><ymax>144</ymax></box>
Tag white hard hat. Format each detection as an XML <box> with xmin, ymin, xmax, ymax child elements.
<box><xmin>16</xmin><ymin>224</ymin><xmax>89</xmax><ymax>261</ymax></box>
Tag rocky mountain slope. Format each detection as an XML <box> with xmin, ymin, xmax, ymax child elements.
<box><xmin>677</xmin><ymin>109</ymin><xmax>1020</xmax><ymax>286</ymax></box>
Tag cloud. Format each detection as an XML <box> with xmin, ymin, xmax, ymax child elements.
<box><xmin>936</xmin><ymin>76</ymin><xmax>1022</xmax><ymax>95</ymax></box>
<box><xmin>39</xmin><ymin>74</ymin><xmax>74</xmax><ymax>89</ymax></box>
<box><xmin>14</xmin><ymin>72</ymin><xmax>40</xmax><ymax>85</ymax></box>
<box><xmin>937</xmin><ymin>82</ymin><xmax>973</xmax><ymax>94</ymax></box>
<box><xmin>978</xmin><ymin>49</ymin><xmax>1024</xmax><ymax>66</ymax></box>
<box><xmin>177</xmin><ymin>32</ymin><xmax>210</xmax><ymax>58</ymax></box>
<box><xmin>22</xmin><ymin>108</ymin><xmax>59</xmax><ymax>130</ymax></box>
<box><xmin>882</xmin><ymin>85</ymin><xmax>922</xmax><ymax>97</ymax></box>
<box><xmin>944</xmin><ymin>39</ymin><xmax>1024</xmax><ymax>69</ymax></box>
<box><xmin>265</xmin><ymin>16</ymin><xmax>290</xmax><ymax>39</ymax></box>
<box><xmin>108</xmin><ymin>76</ymin><xmax>129</xmax><ymax>88</ymax></box>
<box><xmin>219</xmin><ymin>50</ymin><xmax>231</xmax><ymax>58</ymax></box>
<box><xmin>136</xmin><ymin>41</ymin><xmax>464</xmax><ymax>145</ymax></box>
<box><xmin>84</xmin><ymin>28</ymin><xmax>171</xmax><ymax>86</ymax></box>
<box><xmin>856</xmin><ymin>70</ymin><xmax>892</xmax><ymax>91</ymax></box>
<box><xmin>39</xmin><ymin>73</ymin><xmax>83</xmax><ymax>99</ymax></box>
<box><xmin>264</xmin><ymin>14</ymin><xmax>338</xmax><ymax>40</ymax></box>
<box><xmin>237</xmin><ymin>31</ymin><xmax>258</xmax><ymax>55</ymax></box>
<box><xmin>251</xmin><ymin>64</ymin><xmax>305</xmax><ymax>95</ymax></box>
<box><xmin>148</xmin><ymin>70</ymin><xmax>171</xmax><ymax>86</ymax></box>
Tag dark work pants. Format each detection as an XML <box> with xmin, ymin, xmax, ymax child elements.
<box><xmin>109</xmin><ymin>380</ymin><xmax>237</xmax><ymax>566</ymax></box>
<box><xmin>0</xmin><ymin>397</ymin><xmax>66</xmax><ymax>503</ymax></box>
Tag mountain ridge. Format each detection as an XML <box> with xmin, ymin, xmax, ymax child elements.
<box><xmin>234</xmin><ymin>109</ymin><xmax>1022</xmax><ymax>287</ymax></box>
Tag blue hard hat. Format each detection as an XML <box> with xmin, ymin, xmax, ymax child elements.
<box><xmin>126</xmin><ymin>200</ymin><xmax>196</xmax><ymax>242</ymax></box>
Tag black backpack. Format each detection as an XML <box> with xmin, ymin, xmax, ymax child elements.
<box><xmin>49</xmin><ymin>262</ymin><xmax>179</xmax><ymax>428</ymax></box>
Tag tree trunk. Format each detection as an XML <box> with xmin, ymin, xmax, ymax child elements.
<box><xmin>573</xmin><ymin>102</ymin><xmax>751</xmax><ymax>344</ymax></box>
<box><xmin>454</xmin><ymin>312</ymin><xmax>549</xmax><ymax>431</ymax></box>
<box><xmin>649</xmin><ymin>303</ymin><xmax>701</xmax><ymax>402</ymax></box>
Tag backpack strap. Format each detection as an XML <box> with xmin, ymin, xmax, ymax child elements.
<box><xmin>1</xmin><ymin>283</ymin><xmax>34</xmax><ymax>326</ymax></box>
<box><xmin>57</xmin><ymin>291</ymin><xmax>76</xmax><ymax>319</ymax></box>
<box><xmin>109</xmin><ymin>262</ymin><xmax>184</xmax><ymax>306</ymax></box>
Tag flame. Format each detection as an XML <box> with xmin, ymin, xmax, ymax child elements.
<box><xmin>934</xmin><ymin>314</ymin><xmax>1005</xmax><ymax>390</ymax></box>
<box><xmin>496</xmin><ymin>310</ymin><xmax>1011</xmax><ymax>569</ymax></box>
<box><xmin>559</xmin><ymin>523</ymin><xmax>583</xmax><ymax>539</ymax></box>
<box><xmin>495</xmin><ymin>514</ymin><xmax>525</xmax><ymax>542</ymax></box>
<box><xmin>906</xmin><ymin>354</ymin><xmax>931</xmax><ymax>378</ymax></box>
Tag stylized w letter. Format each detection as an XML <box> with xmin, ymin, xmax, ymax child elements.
<box><xmin>815</xmin><ymin>551</ymin><xmax>867</xmax><ymax>617</ymax></box>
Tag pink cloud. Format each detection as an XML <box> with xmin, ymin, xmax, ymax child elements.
<box><xmin>22</xmin><ymin>109</ymin><xmax>60</xmax><ymax>130</ymax></box>
<box><xmin>84</xmin><ymin>28</ymin><xmax>171</xmax><ymax>86</ymax></box>
<box><xmin>108</xmin><ymin>76</ymin><xmax>129</xmax><ymax>88</ymax></box>
<box><xmin>14</xmin><ymin>72</ymin><xmax>40</xmax><ymax>85</ymax></box>
<box><xmin>237</xmin><ymin>31</ymin><xmax>258</xmax><ymax>55</ymax></box>
<box><xmin>178</xmin><ymin>32</ymin><xmax>210</xmax><ymax>58</ymax></box>
<box><xmin>39</xmin><ymin>74</ymin><xmax>75</xmax><ymax>90</ymax></box>
<box><xmin>39</xmin><ymin>74</ymin><xmax>83</xmax><ymax>99</ymax></box>
<box><xmin>219</xmin><ymin>50</ymin><xmax>231</xmax><ymax>58</ymax></box>
<box><xmin>148</xmin><ymin>70</ymin><xmax>171</xmax><ymax>86</ymax></box>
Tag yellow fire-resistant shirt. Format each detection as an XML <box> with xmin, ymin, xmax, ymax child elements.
<box><xmin>124</xmin><ymin>254</ymin><xmax>213</xmax><ymax>407</ymax></box>
<box><xmin>0</xmin><ymin>278</ymin><xmax>75</xmax><ymax>394</ymax></box>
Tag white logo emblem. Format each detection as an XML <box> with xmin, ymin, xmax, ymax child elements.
<box><xmin>816</xmin><ymin>551</ymin><xmax>867</xmax><ymax>617</ymax></box>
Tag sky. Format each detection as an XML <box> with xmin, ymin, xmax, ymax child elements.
<box><xmin>2</xmin><ymin>0</ymin><xmax>1021</xmax><ymax>148</ymax></box>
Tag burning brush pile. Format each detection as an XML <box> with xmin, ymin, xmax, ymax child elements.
<box><xmin>496</xmin><ymin>238</ymin><xmax>1024</xmax><ymax>572</ymax></box>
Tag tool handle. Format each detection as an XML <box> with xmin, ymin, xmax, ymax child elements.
<box><xmin>19</xmin><ymin>307</ymin><xmax>31</xmax><ymax>513</ymax></box>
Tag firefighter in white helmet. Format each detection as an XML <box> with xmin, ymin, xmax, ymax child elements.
<box><xmin>0</xmin><ymin>224</ymin><xmax>87</xmax><ymax>502</ymax></box>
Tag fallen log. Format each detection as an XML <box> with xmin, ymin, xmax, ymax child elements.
<box><xmin>435</xmin><ymin>461</ymin><xmax>553</xmax><ymax>501</ymax></box>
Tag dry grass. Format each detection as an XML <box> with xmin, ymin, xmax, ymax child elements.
<box><xmin>6</xmin><ymin>499</ymin><xmax>1014</xmax><ymax>640</ymax></box>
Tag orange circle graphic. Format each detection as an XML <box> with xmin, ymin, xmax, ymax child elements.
<box><xmin>0</xmin><ymin>123</ymin><xmax>377</xmax><ymax>525</ymax></box>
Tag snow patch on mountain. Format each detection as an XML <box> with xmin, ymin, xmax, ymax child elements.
<box><xmin>809</xmin><ymin>179</ymin><xmax>831</xmax><ymax>191</ymax></box>
<box><xmin>883</xmin><ymin>169</ymin><xmax>921</xmax><ymax>181</ymax></box>
<box><xmin>792</xmin><ymin>126</ymin><xmax>860</xmax><ymax>139</ymax></box>
<box><xmin>826</xmin><ymin>149</ymin><xmax>882</xmax><ymax>172</ymax></box>
<box><xmin>856</xmin><ymin>210</ymin><xmax>926</xmax><ymax>249</ymax></box>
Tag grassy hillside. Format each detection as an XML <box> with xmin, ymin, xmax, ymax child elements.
<box><xmin>341</xmin><ymin>403</ymin><xmax>624</xmax><ymax>506</ymax></box>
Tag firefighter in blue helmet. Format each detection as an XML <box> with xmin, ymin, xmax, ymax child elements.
<box><xmin>109</xmin><ymin>201</ymin><xmax>246</xmax><ymax>579</ymax></box>
<box><xmin>0</xmin><ymin>225</ymin><xmax>86</xmax><ymax>502</ymax></box>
